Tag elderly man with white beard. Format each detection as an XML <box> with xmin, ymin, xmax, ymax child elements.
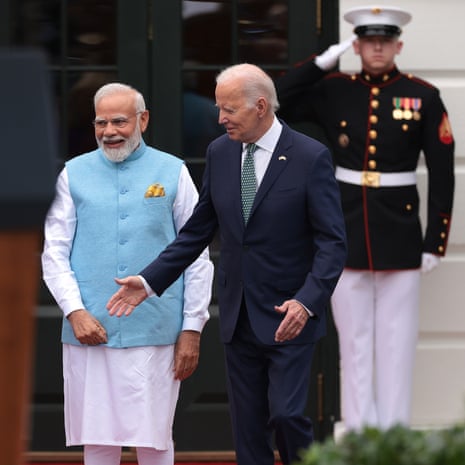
<box><xmin>41</xmin><ymin>82</ymin><xmax>214</xmax><ymax>465</ymax></box>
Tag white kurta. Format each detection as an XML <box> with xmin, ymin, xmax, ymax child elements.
<box><xmin>43</xmin><ymin>162</ymin><xmax>214</xmax><ymax>448</ymax></box>
<box><xmin>63</xmin><ymin>344</ymin><xmax>179</xmax><ymax>448</ymax></box>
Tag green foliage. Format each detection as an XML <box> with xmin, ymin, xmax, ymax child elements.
<box><xmin>295</xmin><ymin>423</ymin><xmax>465</xmax><ymax>465</ymax></box>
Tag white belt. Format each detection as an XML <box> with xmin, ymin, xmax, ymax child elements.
<box><xmin>335</xmin><ymin>166</ymin><xmax>417</xmax><ymax>188</ymax></box>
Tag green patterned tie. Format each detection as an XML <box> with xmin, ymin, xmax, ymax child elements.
<box><xmin>241</xmin><ymin>143</ymin><xmax>258</xmax><ymax>223</ymax></box>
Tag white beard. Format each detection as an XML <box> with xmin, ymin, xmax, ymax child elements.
<box><xmin>98</xmin><ymin>126</ymin><xmax>142</xmax><ymax>163</ymax></box>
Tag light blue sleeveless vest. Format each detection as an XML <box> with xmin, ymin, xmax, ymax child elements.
<box><xmin>64</xmin><ymin>140</ymin><xmax>184</xmax><ymax>348</ymax></box>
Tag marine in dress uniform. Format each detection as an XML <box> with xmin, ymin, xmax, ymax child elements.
<box><xmin>276</xmin><ymin>6</ymin><xmax>455</xmax><ymax>431</ymax></box>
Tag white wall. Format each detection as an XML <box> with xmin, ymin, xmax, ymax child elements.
<box><xmin>339</xmin><ymin>0</ymin><xmax>465</xmax><ymax>428</ymax></box>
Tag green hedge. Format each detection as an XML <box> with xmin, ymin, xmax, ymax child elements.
<box><xmin>296</xmin><ymin>424</ymin><xmax>465</xmax><ymax>465</ymax></box>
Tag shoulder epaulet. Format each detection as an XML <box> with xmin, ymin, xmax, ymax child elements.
<box><xmin>323</xmin><ymin>71</ymin><xmax>354</xmax><ymax>81</ymax></box>
<box><xmin>402</xmin><ymin>72</ymin><xmax>435</xmax><ymax>89</ymax></box>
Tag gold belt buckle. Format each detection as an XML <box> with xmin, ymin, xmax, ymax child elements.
<box><xmin>361</xmin><ymin>170</ymin><xmax>380</xmax><ymax>187</ymax></box>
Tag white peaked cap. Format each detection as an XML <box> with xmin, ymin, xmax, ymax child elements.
<box><xmin>344</xmin><ymin>5</ymin><xmax>412</xmax><ymax>37</ymax></box>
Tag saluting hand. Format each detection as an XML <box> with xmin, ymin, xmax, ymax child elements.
<box><xmin>314</xmin><ymin>34</ymin><xmax>357</xmax><ymax>71</ymax></box>
<box><xmin>106</xmin><ymin>276</ymin><xmax>148</xmax><ymax>317</ymax></box>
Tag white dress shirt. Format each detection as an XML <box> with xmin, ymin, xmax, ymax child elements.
<box><xmin>242</xmin><ymin>115</ymin><xmax>283</xmax><ymax>186</ymax></box>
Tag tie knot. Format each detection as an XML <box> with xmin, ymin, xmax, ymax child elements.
<box><xmin>246</xmin><ymin>143</ymin><xmax>257</xmax><ymax>155</ymax></box>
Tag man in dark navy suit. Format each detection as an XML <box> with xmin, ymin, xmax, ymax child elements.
<box><xmin>106</xmin><ymin>63</ymin><xmax>347</xmax><ymax>465</ymax></box>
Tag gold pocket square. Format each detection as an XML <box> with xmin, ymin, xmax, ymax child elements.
<box><xmin>145</xmin><ymin>183</ymin><xmax>165</xmax><ymax>198</ymax></box>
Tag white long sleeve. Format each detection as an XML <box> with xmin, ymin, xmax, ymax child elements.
<box><xmin>172</xmin><ymin>164</ymin><xmax>213</xmax><ymax>331</ymax></box>
<box><xmin>41</xmin><ymin>168</ymin><xmax>83</xmax><ymax>316</ymax></box>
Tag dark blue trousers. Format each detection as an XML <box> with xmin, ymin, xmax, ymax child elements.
<box><xmin>224</xmin><ymin>305</ymin><xmax>315</xmax><ymax>465</ymax></box>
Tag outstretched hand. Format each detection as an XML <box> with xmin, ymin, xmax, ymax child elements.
<box><xmin>106</xmin><ymin>276</ymin><xmax>148</xmax><ymax>317</ymax></box>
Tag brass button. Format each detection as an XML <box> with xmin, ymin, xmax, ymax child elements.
<box><xmin>382</xmin><ymin>74</ymin><xmax>389</xmax><ymax>82</ymax></box>
<box><xmin>443</xmin><ymin>218</ymin><xmax>449</xmax><ymax>225</ymax></box>
<box><xmin>438</xmin><ymin>246</ymin><xmax>444</xmax><ymax>253</ymax></box>
<box><xmin>370</xmin><ymin>115</ymin><xmax>378</xmax><ymax>124</ymax></box>
<box><xmin>338</xmin><ymin>133</ymin><xmax>349</xmax><ymax>147</ymax></box>
<box><xmin>441</xmin><ymin>232</ymin><xmax>446</xmax><ymax>239</ymax></box>
<box><xmin>369</xmin><ymin>130</ymin><xmax>377</xmax><ymax>140</ymax></box>
<box><xmin>406</xmin><ymin>204</ymin><xmax>412</xmax><ymax>211</ymax></box>
<box><xmin>371</xmin><ymin>87</ymin><xmax>380</xmax><ymax>96</ymax></box>
<box><xmin>368</xmin><ymin>145</ymin><xmax>377</xmax><ymax>155</ymax></box>
<box><xmin>402</xmin><ymin>124</ymin><xmax>409</xmax><ymax>131</ymax></box>
<box><xmin>340</xmin><ymin>120</ymin><xmax>347</xmax><ymax>128</ymax></box>
<box><xmin>368</xmin><ymin>160</ymin><xmax>377</xmax><ymax>169</ymax></box>
<box><xmin>371</xmin><ymin>100</ymin><xmax>379</xmax><ymax>109</ymax></box>
<box><xmin>351</xmin><ymin>74</ymin><xmax>357</xmax><ymax>80</ymax></box>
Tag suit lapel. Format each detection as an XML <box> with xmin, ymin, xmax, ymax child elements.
<box><xmin>250</xmin><ymin>126</ymin><xmax>292</xmax><ymax>217</ymax></box>
<box><xmin>226</xmin><ymin>142</ymin><xmax>246</xmax><ymax>226</ymax></box>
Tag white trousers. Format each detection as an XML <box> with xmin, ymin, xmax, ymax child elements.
<box><xmin>331</xmin><ymin>268</ymin><xmax>420</xmax><ymax>431</ymax></box>
<box><xmin>83</xmin><ymin>444</ymin><xmax>174</xmax><ymax>465</ymax></box>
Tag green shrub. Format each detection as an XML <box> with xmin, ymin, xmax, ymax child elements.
<box><xmin>296</xmin><ymin>423</ymin><xmax>465</xmax><ymax>465</ymax></box>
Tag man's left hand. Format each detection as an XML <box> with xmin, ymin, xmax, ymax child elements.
<box><xmin>174</xmin><ymin>330</ymin><xmax>201</xmax><ymax>381</ymax></box>
<box><xmin>421</xmin><ymin>252</ymin><xmax>440</xmax><ymax>273</ymax></box>
<box><xmin>274</xmin><ymin>299</ymin><xmax>309</xmax><ymax>342</ymax></box>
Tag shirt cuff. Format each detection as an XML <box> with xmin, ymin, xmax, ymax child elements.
<box><xmin>60</xmin><ymin>299</ymin><xmax>86</xmax><ymax>317</ymax></box>
<box><xmin>296</xmin><ymin>300</ymin><xmax>314</xmax><ymax>317</ymax></box>
<box><xmin>138</xmin><ymin>274</ymin><xmax>155</xmax><ymax>297</ymax></box>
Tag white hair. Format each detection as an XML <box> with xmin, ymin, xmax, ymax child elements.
<box><xmin>94</xmin><ymin>82</ymin><xmax>146</xmax><ymax>113</ymax></box>
<box><xmin>216</xmin><ymin>63</ymin><xmax>280</xmax><ymax>112</ymax></box>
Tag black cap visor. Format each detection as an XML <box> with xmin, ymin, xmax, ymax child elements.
<box><xmin>355</xmin><ymin>24</ymin><xmax>401</xmax><ymax>37</ymax></box>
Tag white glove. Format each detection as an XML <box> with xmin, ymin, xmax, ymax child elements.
<box><xmin>314</xmin><ymin>34</ymin><xmax>357</xmax><ymax>71</ymax></box>
<box><xmin>421</xmin><ymin>253</ymin><xmax>440</xmax><ymax>274</ymax></box>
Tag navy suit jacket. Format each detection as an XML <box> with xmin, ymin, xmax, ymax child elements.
<box><xmin>141</xmin><ymin>122</ymin><xmax>347</xmax><ymax>344</ymax></box>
